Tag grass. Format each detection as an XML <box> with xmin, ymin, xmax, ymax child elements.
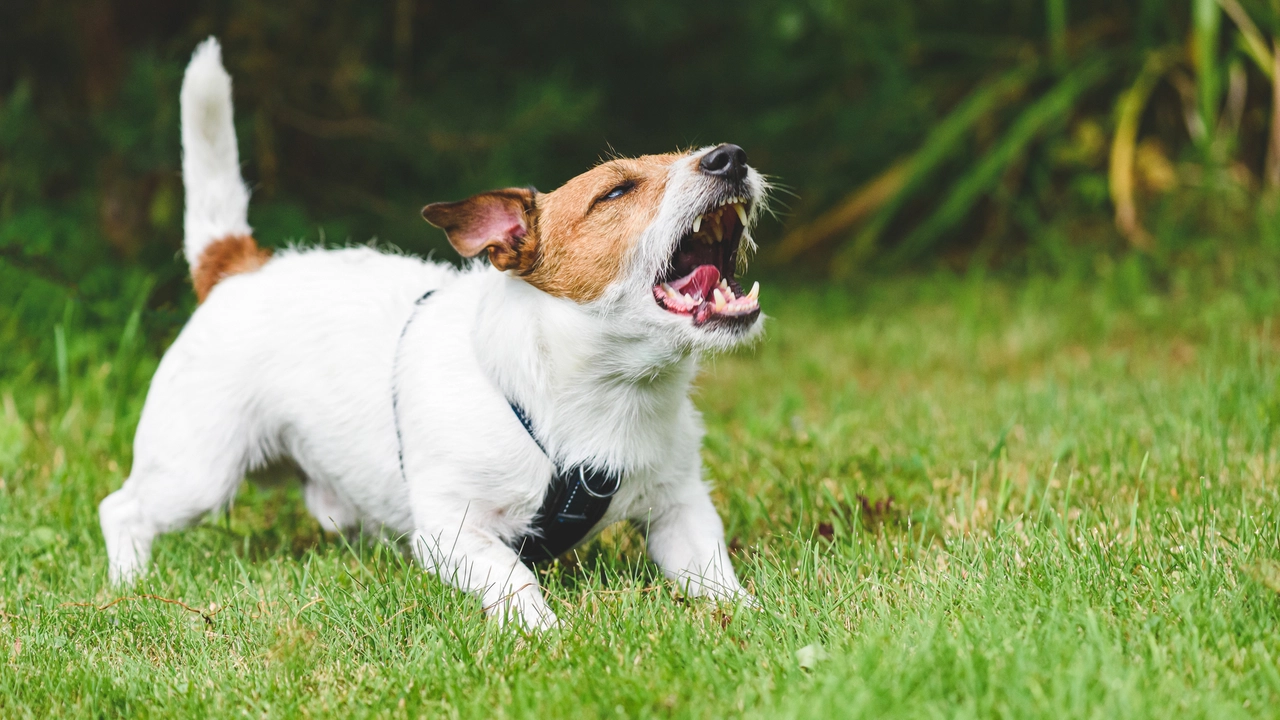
<box><xmin>3</xmin><ymin>262</ymin><xmax>1280</xmax><ymax>718</ymax></box>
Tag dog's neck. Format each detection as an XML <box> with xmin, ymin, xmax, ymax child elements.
<box><xmin>474</xmin><ymin>270</ymin><xmax>698</xmax><ymax>469</ymax></box>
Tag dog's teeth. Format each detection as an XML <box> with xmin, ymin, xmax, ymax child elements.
<box><xmin>718</xmin><ymin>279</ymin><xmax>735</xmax><ymax>300</ymax></box>
<box><xmin>692</xmin><ymin>215</ymin><xmax>702</xmax><ymax>234</ymax></box>
<box><xmin>713</xmin><ymin>288</ymin><xmax>727</xmax><ymax>311</ymax></box>
<box><xmin>665</xmin><ymin>283</ymin><xmax>699</xmax><ymax>307</ymax></box>
<box><xmin>733</xmin><ymin>203</ymin><xmax>747</xmax><ymax>225</ymax></box>
<box><xmin>712</xmin><ymin>222</ymin><xmax>723</xmax><ymax>242</ymax></box>
<box><xmin>748</xmin><ymin>281</ymin><xmax>759</xmax><ymax>300</ymax></box>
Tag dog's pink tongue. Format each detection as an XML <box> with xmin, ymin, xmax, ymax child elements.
<box><xmin>669</xmin><ymin>265</ymin><xmax>720</xmax><ymax>300</ymax></box>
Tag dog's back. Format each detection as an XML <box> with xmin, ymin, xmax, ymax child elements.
<box><xmin>99</xmin><ymin>40</ymin><xmax>456</xmax><ymax>583</ymax></box>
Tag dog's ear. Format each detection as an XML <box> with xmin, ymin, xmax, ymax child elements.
<box><xmin>422</xmin><ymin>188</ymin><xmax>538</xmax><ymax>272</ymax></box>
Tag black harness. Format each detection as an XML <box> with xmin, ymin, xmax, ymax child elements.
<box><xmin>392</xmin><ymin>290</ymin><xmax>621</xmax><ymax>567</ymax></box>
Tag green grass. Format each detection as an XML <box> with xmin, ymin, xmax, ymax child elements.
<box><xmin>3</xmin><ymin>266</ymin><xmax>1280</xmax><ymax>718</ymax></box>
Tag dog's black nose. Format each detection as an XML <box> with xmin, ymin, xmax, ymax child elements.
<box><xmin>699</xmin><ymin>144</ymin><xmax>748</xmax><ymax>181</ymax></box>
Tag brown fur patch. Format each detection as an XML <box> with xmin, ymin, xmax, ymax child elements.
<box><xmin>524</xmin><ymin>153</ymin><xmax>680</xmax><ymax>302</ymax></box>
<box><xmin>193</xmin><ymin>234</ymin><xmax>272</xmax><ymax>303</ymax></box>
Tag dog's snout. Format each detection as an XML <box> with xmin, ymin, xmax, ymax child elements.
<box><xmin>699</xmin><ymin>144</ymin><xmax>748</xmax><ymax>182</ymax></box>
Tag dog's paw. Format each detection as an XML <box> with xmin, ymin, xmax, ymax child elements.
<box><xmin>522</xmin><ymin>610</ymin><xmax>562</xmax><ymax>633</ymax></box>
<box><xmin>497</xmin><ymin>606</ymin><xmax>560</xmax><ymax>633</ymax></box>
<box><xmin>107</xmin><ymin>564</ymin><xmax>144</xmax><ymax>587</ymax></box>
<box><xmin>487</xmin><ymin>589</ymin><xmax>560</xmax><ymax>633</ymax></box>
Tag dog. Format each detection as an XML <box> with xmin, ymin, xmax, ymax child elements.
<box><xmin>98</xmin><ymin>38</ymin><xmax>769</xmax><ymax>630</ymax></box>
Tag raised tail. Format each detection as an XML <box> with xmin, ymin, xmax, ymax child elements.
<box><xmin>180</xmin><ymin>37</ymin><xmax>268</xmax><ymax>302</ymax></box>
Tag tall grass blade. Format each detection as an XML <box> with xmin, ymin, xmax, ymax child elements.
<box><xmin>1047</xmin><ymin>0</ymin><xmax>1069</xmax><ymax>71</ymax></box>
<box><xmin>831</xmin><ymin>61</ymin><xmax>1039</xmax><ymax>274</ymax></box>
<box><xmin>1220</xmin><ymin>58</ymin><xmax>1248</xmax><ymax>146</ymax></box>
<box><xmin>1110</xmin><ymin>49</ymin><xmax>1178</xmax><ymax>249</ymax></box>
<box><xmin>112</xmin><ymin>275</ymin><xmax>156</xmax><ymax>421</ymax></box>
<box><xmin>885</xmin><ymin>58</ymin><xmax>1111</xmax><ymax>266</ymax></box>
<box><xmin>54</xmin><ymin>323</ymin><xmax>68</xmax><ymax>405</ymax></box>
<box><xmin>1194</xmin><ymin>0</ymin><xmax>1224</xmax><ymax>152</ymax></box>
<box><xmin>1218</xmin><ymin>0</ymin><xmax>1275</xmax><ymax>78</ymax></box>
<box><xmin>1269</xmin><ymin>38</ymin><xmax>1280</xmax><ymax>186</ymax></box>
<box><xmin>772</xmin><ymin>160</ymin><xmax>909</xmax><ymax>263</ymax></box>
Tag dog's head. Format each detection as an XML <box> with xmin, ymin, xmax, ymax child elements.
<box><xmin>422</xmin><ymin>144</ymin><xmax>768</xmax><ymax>352</ymax></box>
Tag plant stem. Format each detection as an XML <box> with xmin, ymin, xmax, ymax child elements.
<box><xmin>1194</xmin><ymin>0</ymin><xmax>1223</xmax><ymax>153</ymax></box>
<box><xmin>1047</xmin><ymin>0</ymin><xmax>1069</xmax><ymax>71</ymax></box>
<box><xmin>1270</xmin><ymin>43</ymin><xmax>1280</xmax><ymax>186</ymax></box>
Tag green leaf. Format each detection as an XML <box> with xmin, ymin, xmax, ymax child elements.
<box><xmin>885</xmin><ymin>57</ymin><xmax>1112</xmax><ymax>266</ymax></box>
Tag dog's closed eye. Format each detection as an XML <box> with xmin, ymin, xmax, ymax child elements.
<box><xmin>594</xmin><ymin>181</ymin><xmax>636</xmax><ymax>207</ymax></box>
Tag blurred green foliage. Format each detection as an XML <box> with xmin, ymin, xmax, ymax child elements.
<box><xmin>5</xmin><ymin>0</ymin><xmax>1280</xmax><ymax>381</ymax></box>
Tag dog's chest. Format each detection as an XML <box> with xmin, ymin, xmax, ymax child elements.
<box><xmin>548</xmin><ymin>390</ymin><xmax>693</xmax><ymax>470</ymax></box>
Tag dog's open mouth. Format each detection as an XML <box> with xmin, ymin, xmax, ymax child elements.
<box><xmin>653</xmin><ymin>198</ymin><xmax>760</xmax><ymax>328</ymax></box>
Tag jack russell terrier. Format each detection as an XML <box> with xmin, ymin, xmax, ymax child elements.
<box><xmin>99</xmin><ymin>38</ymin><xmax>769</xmax><ymax>630</ymax></box>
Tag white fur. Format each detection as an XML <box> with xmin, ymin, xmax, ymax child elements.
<box><xmin>180</xmin><ymin>37</ymin><xmax>252</xmax><ymax>266</ymax></box>
<box><xmin>99</xmin><ymin>39</ymin><xmax>768</xmax><ymax>631</ymax></box>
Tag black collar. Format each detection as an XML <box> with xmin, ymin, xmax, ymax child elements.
<box><xmin>392</xmin><ymin>289</ymin><xmax>620</xmax><ymax>567</ymax></box>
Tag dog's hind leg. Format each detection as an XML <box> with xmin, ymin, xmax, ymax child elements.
<box><xmin>303</xmin><ymin>480</ymin><xmax>359</xmax><ymax>533</ymax></box>
<box><xmin>99</xmin><ymin>361</ymin><xmax>256</xmax><ymax>585</ymax></box>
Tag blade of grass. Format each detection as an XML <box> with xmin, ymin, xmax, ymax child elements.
<box><xmin>1047</xmin><ymin>0</ymin><xmax>1069</xmax><ymax>71</ymax></box>
<box><xmin>111</xmin><ymin>275</ymin><xmax>156</xmax><ymax>421</ymax></box>
<box><xmin>1194</xmin><ymin>0</ymin><xmax>1223</xmax><ymax>153</ymax></box>
<box><xmin>1270</xmin><ymin>38</ymin><xmax>1280</xmax><ymax>186</ymax></box>
<box><xmin>831</xmin><ymin>61</ymin><xmax>1040</xmax><ymax>274</ymax></box>
<box><xmin>54</xmin><ymin>323</ymin><xmax>68</xmax><ymax>405</ymax></box>
<box><xmin>885</xmin><ymin>57</ymin><xmax>1111</xmax><ymax>266</ymax></box>
<box><xmin>1219</xmin><ymin>57</ymin><xmax>1248</xmax><ymax>146</ymax></box>
<box><xmin>1110</xmin><ymin>48</ymin><xmax>1179</xmax><ymax>250</ymax></box>
<box><xmin>1218</xmin><ymin>0</ymin><xmax>1275</xmax><ymax>78</ymax></box>
<box><xmin>771</xmin><ymin>160</ymin><xmax>910</xmax><ymax>264</ymax></box>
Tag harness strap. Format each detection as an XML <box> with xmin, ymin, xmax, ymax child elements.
<box><xmin>508</xmin><ymin>402</ymin><xmax>621</xmax><ymax>565</ymax></box>
<box><xmin>392</xmin><ymin>290</ymin><xmax>435</xmax><ymax>484</ymax></box>
<box><xmin>392</xmin><ymin>289</ymin><xmax>620</xmax><ymax>567</ymax></box>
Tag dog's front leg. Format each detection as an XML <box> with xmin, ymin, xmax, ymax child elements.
<box><xmin>410</xmin><ymin>510</ymin><xmax>556</xmax><ymax>631</ymax></box>
<box><xmin>639</xmin><ymin>479</ymin><xmax>753</xmax><ymax>605</ymax></box>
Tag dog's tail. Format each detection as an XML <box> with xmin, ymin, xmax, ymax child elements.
<box><xmin>180</xmin><ymin>37</ymin><xmax>269</xmax><ymax>303</ymax></box>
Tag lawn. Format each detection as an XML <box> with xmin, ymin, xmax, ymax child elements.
<box><xmin>2</xmin><ymin>265</ymin><xmax>1280</xmax><ymax>718</ymax></box>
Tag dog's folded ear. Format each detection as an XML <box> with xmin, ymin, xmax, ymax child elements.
<box><xmin>422</xmin><ymin>188</ymin><xmax>538</xmax><ymax>273</ymax></box>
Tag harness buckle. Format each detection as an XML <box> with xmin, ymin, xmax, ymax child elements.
<box><xmin>579</xmin><ymin>465</ymin><xmax>621</xmax><ymax>499</ymax></box>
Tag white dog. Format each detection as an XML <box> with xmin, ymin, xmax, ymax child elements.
<box><xmin>99</xmin><ymin>38</ymin><xmax>769</xmax><ymax>630</ymax></box>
